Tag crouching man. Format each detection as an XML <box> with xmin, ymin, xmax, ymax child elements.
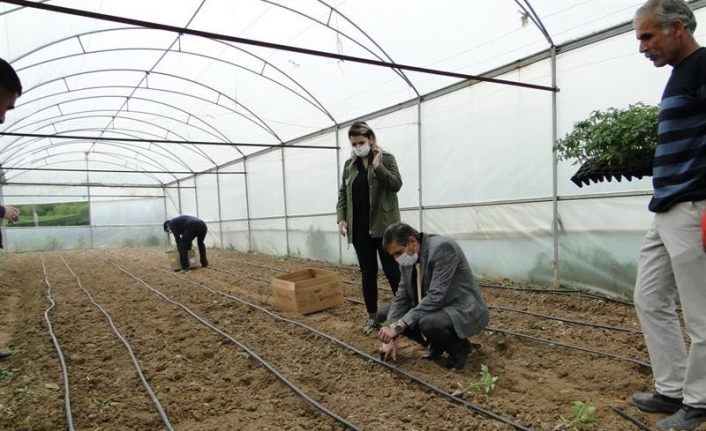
<box><xmin>377</xmin><ymin>223</ymin><xmax>489</xmax><ymax>371</ymax></box>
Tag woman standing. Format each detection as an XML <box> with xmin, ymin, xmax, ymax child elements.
<box><xmin>336</xmin><ymin>121</ymin><xmax>402</xmax><ymax>334</ymax></box>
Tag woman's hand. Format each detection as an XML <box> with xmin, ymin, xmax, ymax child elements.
<box><xmin>338</xmin><ymin>220</ymin><xmax>347</xmax><ymax>237</ymax></box>
<box><xmin>372</xmin><ymin>148</ymin><xmax>382</xmax><ymax>169</ymax></box>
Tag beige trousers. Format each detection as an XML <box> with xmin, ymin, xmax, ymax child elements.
<box><xmin>634</xmin><ymin>200</ymin><xmax>706</xmax><ymax>407</ymax></box>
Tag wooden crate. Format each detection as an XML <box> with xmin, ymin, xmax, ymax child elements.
<box><xmin>166</xmin><ymin>249</ymin><xmax>199</xmax><ymax>271</ymax></box>
<box><xmin>271</xmin><ymin>268</ymin><xmax>343</xmax><ymax>314</ymax></box>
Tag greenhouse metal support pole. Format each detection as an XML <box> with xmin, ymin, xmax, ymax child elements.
<box><xmin>85</xmin><ymin>153</ymin><xmax>94</xmax><ymax>249</ymax></box>
<box><xmin>335</xmin><ymin>128</ymin><xmax>342</xmax><ymax>264</ymax></box>
<box><xmin>551</xmin><ymin>45</ymin><xmax>560</xmax><ymax>288</ymax></box>
<box><xmin>162</xmin><ymin>186</ymin><xmax>169</xmax><ymax>249</ymax></box>
<box><xmin>244</xmin><ymin>158</ymin><xmax>253</xmax><ymax>252</ymax></box>
<box><xmin>194</xmin><ymin>177</ymin><xmax>200</xmax><ymax>218</ymax></box>
<box><xmin>216</xmin><ymin>167</ymin><xmax>224</xmax><ymax>248</ymax></box>
<box><xmin>281</xmin><ymin>148</ymin><xmax>290</xmax><ymax>256</ymax></box>
<box><xmin>417</xmin><ymin>98</ymin><xmax>423</xmax><ymax>231</ymax></box>
<box><xmin>177</xmin><ymin>181</ymin><xmax>182</xmax><ymax>214</ymax></box>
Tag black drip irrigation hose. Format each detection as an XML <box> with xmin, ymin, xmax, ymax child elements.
<box><xmin>208</xmin><ymin>262</ymin><xmax>651</xmax><ymax>368</ymax></box>
<box><xmin>609</xmin><ymin>406</ymin><xmax>653</xmax><ymax>431</ymax></box>
<box><xmin>103</xmin><ymin>258</ymin><xmax>364</xmax><ymax>431</ymax></box>
<box><xmin>342</xmin><ymin>296</ymin><xmax>648</xmax><ymax>369</ymax></box>
<box><xmin>39</xmin><ymin>255</ymin><xmax>75</xmax><ymax>431</ymax></box>
<box><xmin>486</xmin><ymin>326</ymin><xmax>651</xmax><ymax>369</ymax></box>
<box><xmin>489</xmin><ymin>305</ymin><xmax>642</xmax><ymax>334</ymax></box>
<box><xmin>479</xmin><ymin>283</ymin><xmax>636</xmax><ymax>306</ymax></box>
<box><xmin>171</xmin><ymin>267</ymin><xmax>534</xmax><ymax>431</ymax></box>
<box><xmin>59</xmin><ymin>255</ymin><xmax>174</xmax><ymax>431</ymax></box>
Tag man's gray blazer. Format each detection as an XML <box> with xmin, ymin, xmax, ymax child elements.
<box><xmin>388</xmin><ymin>233</ymin><xmax>489</xmax><ymax>339</ymax></box>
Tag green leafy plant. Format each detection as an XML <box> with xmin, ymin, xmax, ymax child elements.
<box><xmin>0</xmin><ymin>368</ymin><xmax>18</xmax><ymax>382</ymax></box>
<box><xmin>93</xmin><ymin>398</ymin><xmax>114</xmax><ymax>410</ymax></box>
<box><xmin>457</xmin><ymin>364</ymin><xmax>498</xmax><ymax>394</ymax></box>
<box><xmin>556</xmin><ymin>400</ymin><xmax>599</xmax><ymax>430</ymax></box>
<box><xmin>554</xmin><ymin>103</ymin><xmax>658</xmax><ymax>166</ymax></box>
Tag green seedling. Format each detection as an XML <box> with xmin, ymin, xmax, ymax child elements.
<box><xmin>457</xmin><ymin>364</ymin><xmax>498</xmax><ymax>394</ymax></box>
<box><xmin>0</xmin><ymin>368</ymin><xmax>18</xmax><ymax>382</ymax></box>
<box><xmin>556</xmin><ymin>400</ymin><xmax>599</xmax><ymax>430</ymax></box>
<box><xmin>93</xmin><ymin>398</ymin><xmax>114</xmax><ymax>410</ymax></box>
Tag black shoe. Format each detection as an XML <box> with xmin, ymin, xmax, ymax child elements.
<box><xmin>422</xmin><ymin>343</ymin><xmax>445</xmax><ymax>361</ymax></box>
<box><xmin>656</xmin><ymin>406</ymin><xmax>706</xmax><ymax>430</ymax></box>
<box><xmin>445</xmin><ymin>339</ymin><xmax>471</xmax><ymax>372</ymax></box>
<box><xmin>361</xmin><ymin>319</ymin><xmax>381</xmax><ymax>335</ymax></box>
<box><xmin>201</xmin><ymin>260</ymin><xmax>208</xmax><ymax>268</ymax></box>
<box><xmin>631</xmin><ymin>392</ymin><xmax>683</xmax><ymax>413</ymax></box>
<box><xmin>0</xmin><ymin>351</ymin><xmax>11</xmax><ymax>362</ymax></box>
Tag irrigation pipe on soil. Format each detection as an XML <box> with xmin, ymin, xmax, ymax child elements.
<box><xmin>103</xmin><ymin>258</ymin><xmax>364</xmax><ymax>431</ymax></box>
<box><xmin>39</xmin><ymin>255</ymin><xmax>75</xmax><ymax>431</ymax></box>
<box><xmin>59</xmin><ymin>255</ymin><xmax>174</xmax><ymax>431</ymax></box>
<box><xmin>173</xmin><ymin>266</ymin><xmax>535</xmax><ymax>431</ymax></box>
<box><xmin>609</xmin><ymin>406</ymin><xmax>653</xmax><ymax>431</ymax></box>
<box><xmin>210</xmin><ymin>260</ymin><xmax>650</xmax><ymax>368</ymax></box>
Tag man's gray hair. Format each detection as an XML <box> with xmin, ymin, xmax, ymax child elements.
<box><xmin>382</xmin><ymin>222</ymin><xmax>419</xmax><ymax>249</ymax></box>
<box><xmin>635</xmin><ymin>0</ymin><xmax>697</xmax><ymax>34</ymax></box>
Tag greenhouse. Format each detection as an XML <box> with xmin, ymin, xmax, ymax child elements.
<box><xmin>1</xmin><ymin>1</ymin><xmax>705</xmax><ymax>430</ymax></box>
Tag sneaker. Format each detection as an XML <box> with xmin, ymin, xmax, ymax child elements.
<box><xmin>180</xmin><ymin>268</ymin><xmax>191</xmax><ymax>274</ymax></box>
<box><xmin>631</xmin><ymin>392</ymin><xmax>683</xmax><ymax>413</ymax></box>
<box><xmin>361</xmin><ymin>319</ymin><xmax>381</xmax><ymax>335</ymax></box>
<box><xmin>0</xmin><ymin>351</ymin><xmax>10</xmax><ymax>362</ymax></box>
<box><xmin>656</xmin><ymin>406</ymin><xmax>706</xmax><ymax>431</ymax></box>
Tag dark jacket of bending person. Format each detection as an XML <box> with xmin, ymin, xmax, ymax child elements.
<box><xmin>164</xmin><ymin>215</ymin><xmax>208</xmax><ymax>272</ymax></box>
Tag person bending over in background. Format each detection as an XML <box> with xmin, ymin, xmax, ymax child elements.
<box><xmin>164</xmin><ymin>215</ymin><xmax>208</xmax><ymax>273</ymax></box>
<box><xmin>377</xmin><ymin>223</ymin><xmax>489</xmax><ymax>372</ymax></box>
<box><xmin>631</xmin><ymin>1</ymin><xmax>706</xmax><ymax>430</ymax></box>
<box><xmin>0</xmin><ymin>57</ymin><xmax>22</xmax><ymax>364</ymax></box>
<box><xmin>336</xmin><ymin>121</ymin><xmax>402</xmax><ymax>335</ymax></box>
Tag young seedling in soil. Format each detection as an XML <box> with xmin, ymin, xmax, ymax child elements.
<box><xmin>554</xmin><ymin>400</ymin><xmax>599</xmax><ymax>430</ymax></box>
<box><xmin>456</xmin><ymin>364</ymin><xmax>499</xmax><ymax>395</ymax></box>
<box><xmin>93</xmin><ymin>397</ymin><xmax>114</xmax><ymax>410</ymax></box>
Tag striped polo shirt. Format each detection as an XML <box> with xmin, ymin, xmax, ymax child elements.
<box><xmin>650</xmin><ymin>47</ymin><xmax>706</xmax><ymax>212</ymax></box>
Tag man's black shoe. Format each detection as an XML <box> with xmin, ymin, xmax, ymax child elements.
<box><xmin>631</xmin><ymin>392</ymin><xmax>683</xmax><ymax>413</ymax></box>
<box><xmin>445</xmin><ymin>339</ymin><xmax>471</xmax><ymax>372</ymax></box>
<box><xmin>0</xmin><ymin>351</ymin><xmax>11</xmax><ymax>362</ymax></box>
<box><xmin>656</xmin><ymin>406</ymin><xmax>706</xmax><ymax>431</ymax></box>
<box><xmin>422</xmin><ymin>343</ymin><xmax>445</xmax><ymax>361</ymax></box>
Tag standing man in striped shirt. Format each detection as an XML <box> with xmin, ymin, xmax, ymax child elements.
<box><xmin>631</xmin><ymin>1</ymin><xmax>706</xmax><ymax>430</ymax></box>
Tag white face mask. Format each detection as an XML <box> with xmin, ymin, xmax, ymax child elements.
<box><xmin>395</xmin><ymin>245</ymin><xmax>418</xmax><ymax>266</ymax></box>
<box><xmin>352</xmin><ymin>143</ymin><xmax>371</xmax><ymax>158</ymax></box>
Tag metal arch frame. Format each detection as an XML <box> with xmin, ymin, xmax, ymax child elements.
<box><xmin>7</xmin><ymin>107</ymin><xmax>226</xmax><ymax>146</ymax></box>
<box><xmin>11</xmin><ymin>26</ymin><xmax>335</xmax><ymax>122</ymax></box>
<box><xmin>2</xmin><ymin>90</ymin><xmax>232</xmax><ymax>162</ymax></box>
<box><xmin>9</xmin><ymin>149</ymin><xmax>178</xmax><ymax>181</ymax></box>
<box><xmin>9</xmin><ymin>67</ymin><xmax>279</xmax><ymax>146</ymax></box>
<box><xmin>0</xmin><ymin>0</ymin><xmax>48</xmax><ymax>17</ymax></box>
<box><xmin>261</xmin><ymin>0</ymin><xmax>419</xmax><ymax>97</ymax></box>
<box><xmin>6</xmin><ymin>154</ymin><xmax>170</xmax><ymax>184</ymax></box>
<box><xmin>3</xmin><ymin>128</ymin><xmax>205</xmax><ymax>173</ymax></box>
<box><xmin>3</xmin><ymin>108</ymin><xmax>227</xmax><ymax>163</ymax></box>
<box><xmin>8</xmin><ymin>142</ymin><xmax>184</xmax><ymax>179</ymax></box>
<box><xmin>1</xmin><ymin>113</ymin><xmax>218</xmax><ymax>167</ymax></box>
<box><xmin>1</xmin><ymin>95</ymin><xmax>226</xmax><ymax>165</ymax></box>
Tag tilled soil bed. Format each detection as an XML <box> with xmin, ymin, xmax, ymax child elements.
<box><xmin>0</xmin><ymin>248</ymin><xmax>701</xmax><ymax>431</ymax></box>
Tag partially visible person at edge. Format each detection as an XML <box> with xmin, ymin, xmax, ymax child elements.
<box><xmin>164</xmin><ymin>215</ymin><xmax>209</xmax><ymax>273</ymax></box>
<box><xmin>377</xmin><ymin>223</ymin><xmax>489</xmax><ymax>372</ymax></box>
<box><xmin>631</xmin><ymin>1</ymin><xmax>706</xmax><ymax>430</ymax></box>
<box><xmin>336</xmin><ymin>121</ymin><xmax>402</xmax><ymax>335</ymax></box>
<box><xmin>0</xmin><ymin>58</ymin><xmax>23</xmax><ymax>365</ymax></box>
